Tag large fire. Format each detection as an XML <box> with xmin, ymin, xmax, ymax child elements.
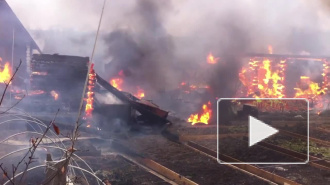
<box><xmin>239</xmin><ymin>59</ymin><xmax>286</xmax><ymax>98</ymax></box>
<box><xmin>238</xmin><ymin>56</ymin><xmax>330</xmax><ymax>111</ymax></box>
<box><xmin>85</xmin><ymin>63</ymin><xmax>96</xmax><ymax>119</ymax></box>
<box><xmin>187</xmin><ymin>51</ymin><xmax>330</xmax><ymax>125</ymax></box>
<box><xmin>0</xmin><ymin>58</ymin><xmax>12</xmax><ymax>84</ymax></box>
<box><xmin>187</xmin><ymin>101</ymin><xmax>212</xmax><ymax>125</ymax></box>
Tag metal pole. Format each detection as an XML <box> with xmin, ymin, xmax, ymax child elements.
<box><xmin>75</xmin><ymin>0</ymin><xmax>107</xmax><ymax>129</ymax></box>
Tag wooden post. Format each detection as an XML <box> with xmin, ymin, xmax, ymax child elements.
<box><xmin>44</xmin><ymin>153</ymin><xmax>70</xmax><ymax>185</ymax></box>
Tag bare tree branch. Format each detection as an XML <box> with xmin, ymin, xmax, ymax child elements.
<box><xmin>17</xmin><ymin>109</ymin><xmax>60</xmax><ymax>184</ymax></box>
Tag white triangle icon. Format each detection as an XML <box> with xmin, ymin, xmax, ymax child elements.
<box><xmin>249</xmin><ymin>116</ymin><xmax>279</xmax><ymax>147</ymax></box>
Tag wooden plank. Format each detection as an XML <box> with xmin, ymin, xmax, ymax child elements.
<box><xmin>96</xmin><ymin>73</ymin><xmax>169</xmax><ymax>123</ymax></box>
<box><xmin>179</xmin><ymin>133</ymin><xmax>246</xmax><ymax>141</ymax></box>
<box><xmin>186</xmin><ymin>141</ymin><xmax>301</xmax><ymax>185</ymax></box>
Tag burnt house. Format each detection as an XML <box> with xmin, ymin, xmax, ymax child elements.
<box><xmin>29</xmin><ymin>54</ymin><xmax>89</xmax><ymax>112</ymax></box>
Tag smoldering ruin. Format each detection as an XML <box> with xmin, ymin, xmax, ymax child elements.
<box><xmin>1</xmin><ymin>0</ymin><xmax>330</xmax><ymax>184</ymax></box>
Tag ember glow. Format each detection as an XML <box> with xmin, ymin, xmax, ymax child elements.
<box><xmin>187</xmin><ymin>101</ymin><xmax>212</xmax><ymax>125</ymax></box>
<box><xmin>30</xmin><ymin>90</ymin><xmax>45</xmax><ymax>95</ymax></box>
<box><xmin>0</xmin><ymin>58</ymin><xmax>12</xmax><ymax>84</ymax></box>
<box><xmin>180</xmin><ymin>82</ymin><xmax>210</xmax><ymax>94</ymax></box>
<box><xmin>110</xmin><ymin>78</ymin><xmax>123</xmax><ymax>91</ymax></box>
<box><xmin>268</xmin><ymin>45</ymin><xmax>273</xmax><ymax>54</ymax></box>
<box><xmin>50</xmin><ymin>90</ymin><xmax>59</xmax><ymax>100</ymax></box>
<box><xmin>207</xmin><ymin>52</ymin><xmax>219</xmax><ymax>64</ymax></box>
<box><xmin>85</xmin><ymin>63</ymin><xmax>96</xmax><ymax>119</ymax></box>
<box><xmin>31</xmin><ymin>71</ymin><xmax>47</xmax><ymax>76</ymax></box>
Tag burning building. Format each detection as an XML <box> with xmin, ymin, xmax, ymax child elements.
<box><xmin>238</xmin><ymin>53</ymin><xmax>330</xmax><ymax>111</ymax></box>
<box><xmin>24</xmin><ymin>52</ymin><xmax>169</xmax><ymax>130</ymax></box>
<box><xmin>184</xmin><ymin>52</ymin><xmax>330</xmax><ymax>125</ymax></box>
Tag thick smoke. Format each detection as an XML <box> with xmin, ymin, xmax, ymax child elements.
<box><xmin>101</xmin><ymin>0</ymin><xmax>330</xmax><ymax>99</ymax></box>
<box><xmin>8</xmin><ymin>0</ymin><xmax>330</xmax><ymax>110</ymax></box>
<box><xmin>31</xmin><ymin>29</ymin><xmax>96</xmax><ymax>56</ymax></box>
<box><xmin>321</xmin><ymin>0</ymin><xmax>330</xmax><ymax>10</ymax></box>
<box><xmin>103</xmin><ymin>0</ymin><xmax>177</xmax><ymax>95</ymax></box>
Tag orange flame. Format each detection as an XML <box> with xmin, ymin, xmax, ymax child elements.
<box><xmin>110</xmin><ymin>78</ymin><xmax>123</xmax><ymax>91</ymax></box>
<box><xmin>238</xmin><ymin>57</ymin><xmax>330</xmax><ymax>112</ymax></box>
<box><xmin>239</xmin><ymin>59</ymin><xmax>286</xmax><ymax>98</ymax></box>
<box><xmin>0</xmin><ymin>58</ymin><xmax>12</xmax><ymax>84</ymax></box>
<box><xmin>207</xmin><ymin>52</ymin><xmax>219</xmax><ymax>64</ymax></box>
<box><xmin>294</xmin><ymin>76</ymin><xmax>325</xmax><ymax>99</ymax></box>
<box><xmin>187</xmin><ymin>101</ymin><xmax>212</xmax><ymax>125</ymax></box>
<box><xmin>85</xmin><ymin>63</ymin><xmax>96</xmax><ymax>119</ymax></box>
<box><xmin>110</xmin><ymin>71</ymin><xmax>147</xmax><ymax>99</ymax></box>
<box><xmin>50</xmin><ymin>90</ymin><xmax>59</xmax><ymax>100</ymax></box>
<box><xmin>134</xmin><ymin>87</ymin><xmax>145</xmax><ymax>98</ymax></box>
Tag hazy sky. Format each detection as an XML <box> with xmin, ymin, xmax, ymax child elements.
<box><xmin>5</xmin><ymin>0</ymin><xmax>330</xmax><ymax>100</ymax></box>
<box><xmin>6</xmin><ymin>0</ymin><xmax>330</xmax><ymax>50</ymax></box>
<box><xmin>5</xmin><ymin>0</ymin><xmax>330</xmax><ymax>72</ymax></box>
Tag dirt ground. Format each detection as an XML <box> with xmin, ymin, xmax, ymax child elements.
<box><xmin>82</xmin><ymin>155</ymin><xmax>170</xmax><ymax>185</ymax></box>
<box><xmin>105</xmin><ymin>135</ymin><xmax>271</xmax><ymax>185</ymax></box>
<box><xmin>174</xmin><ymin>112</ymin><xmax>330</xmax><ymax>185</ymax></box>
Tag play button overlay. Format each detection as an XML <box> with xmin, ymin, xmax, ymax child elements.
<box><xmin>249</xmin><ymin>116</ymin><xmax>278</xmax><ymax>147</ymax></box>
<box><xmin>217</xmin><ymin>98</ymin><xmax>309</xmax><ymax>165</ymax></box>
